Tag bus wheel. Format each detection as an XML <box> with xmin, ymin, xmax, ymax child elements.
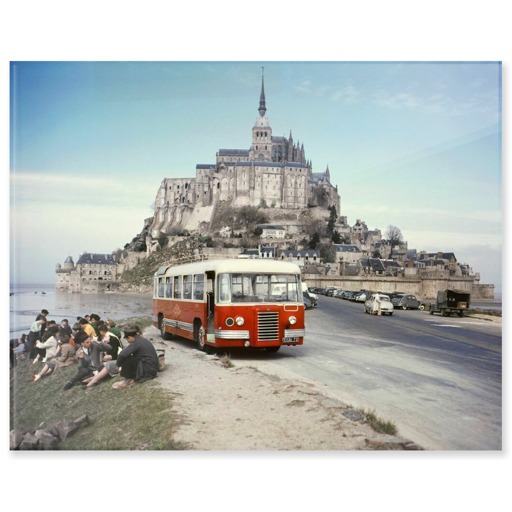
<box><xmin>266</xmin><ymin>346</ymin><xmax>281</xmax><ymax>353</ymax></box>
<box><xmin>194</xmin><ymin>321</ymin><xmax>209</xmax><ymax>352</ymax></box>
<box><xmin>159</xmin><ymin>317</ymin><xmax>171</xmax><ymax>340</ymax></box>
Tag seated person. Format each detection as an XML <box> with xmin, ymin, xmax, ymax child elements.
<box><xmin>33</xmin><ymin>334</ymin><xmax>76</xmax><ymax>382</ymax></box>
<box><xmin>112</xmin><ymin>326</ymin><xmax>159</xmax><ymax>389</ymax></box>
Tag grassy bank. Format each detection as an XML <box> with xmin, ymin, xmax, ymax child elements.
<box><xmin>10</xmin><ymin>316</ymin><xmax>186</xmax><ymax>450</ymax></box>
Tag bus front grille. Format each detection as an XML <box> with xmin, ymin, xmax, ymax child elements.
<box><xmin>257</xmin><ymin>311</ymin><xmax>279</xmax><ymax>341</ymax></box>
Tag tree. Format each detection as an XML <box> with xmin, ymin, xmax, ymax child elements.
<box><xmin>385</xmin><ymin>225</ymin><xmax>403</xmax><ymax>249</ymax></box>
<box><xmin>327</xmin><ymin>205</ymin><xmax>337</xmax><ymax>234</ymax></box>
<box><xmin>331</xmin><ymin>229</ymin><xmax>342</xmax><ymax>244</ymax></box>
<box><xmin>308</xmin><ymin>232</ymin><xmax>320</xmax><ymax>249</ymax></box>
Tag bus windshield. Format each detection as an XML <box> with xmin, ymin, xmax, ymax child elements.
<box><xmin>217</xmin><ymin>273</ymin><xmax>300</xmax><ymax>303</ymax></box>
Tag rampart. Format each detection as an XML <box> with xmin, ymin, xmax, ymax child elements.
<box><xmin>302</xmin><ymin>274</ymin><xmax>494</xmax><ymax>301</ymax></box>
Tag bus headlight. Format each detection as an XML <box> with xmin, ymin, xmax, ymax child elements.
<box><xmin>235</xmin><ymin>316</ymin><xmax>245</xmax><ymax>326</ymax></box>
<box><xmin>289</xmin><ymin>316</ymin><xmax>297</xmax><ymax>325</ymax></box>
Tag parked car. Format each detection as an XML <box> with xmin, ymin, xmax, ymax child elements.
<box><xmin>302</xmin><ymin>283</ymin><xmax>319</xmax><ymax>301</ymax></box>
<box><xmin>391</xmin><ymin>294</ymin><xmax>424</xmax><ymax>310</ymax></box>
<box><xmin>303</xmin><ymin>291</ymin><xmax>317</xmax><ymax>307</ymax></box>
<box><xmin>364</xmin><ymin>293</ymin><xmax>394</xmax><ymax>316</ymax></box>
<box><xmin>325</xmin><ymin>287</ymin><xmax>338</xmax><ymax>297</ymax></box>
<box><xmin>353</xmin><ymin>291</ymin><xmax>369</xmax><ymax>303</ymax></box>
<box><xmin>303</xmin><ymin>294</ymin><xmax>313</xmax><ymax>310</ymax></box>
<box><xmin>386</xmin><ymin>292</ymin><xmax>402</xmax><ymax>301</ymax></box>
<box><xmin>333</xmin><ymin>289</ymin><xmax>344</xmax><ymax>298</ymax></box>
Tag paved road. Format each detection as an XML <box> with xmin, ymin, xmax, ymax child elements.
<box><xmin>229</xmin><ymin>296</ymin><xmax>502</xmax><ymax>450</ymax></box>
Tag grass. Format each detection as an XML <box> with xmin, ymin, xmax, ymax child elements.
<box><xmin>10</xmin><ymin>356</ymin><xmax>186</xmax><ymax>450</ymax></box>
<box><xmin>218</xmin><ymin>353</ymin><xmax>234</xmax><ymax>368</ymax></box>
<box><xmin>467</xmin><ymin>308</ymin><xmax>501</xmax><ymax>318</ymax></box>
<box><xmin>359</xmin><ymin>409</ymin><xmax>398</xmax><ymax>436</ymax></box>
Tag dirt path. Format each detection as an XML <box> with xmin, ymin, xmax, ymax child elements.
<box><xmin>144</xmin><ymin>327</ymin><xmax>421</xmax><ymax>450</ymax></box>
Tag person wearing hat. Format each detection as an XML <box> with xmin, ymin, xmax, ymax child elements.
<box><xmin>112</xmin><ymin>326</ymin><xmax>159</xmax><ymax>389</ymax></box>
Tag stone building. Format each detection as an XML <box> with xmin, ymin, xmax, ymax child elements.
<box><xmin>148</xmin><ymin>70</ymin><xmax>340</xmax><ymax>238</ymax></box>
<box><xmin>55</xmin><ymin>253</ymin><xmax>117</xmax><ymax>293</ymax></box>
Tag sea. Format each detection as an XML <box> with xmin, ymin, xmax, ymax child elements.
<box><xmin>9</xmin><ymin>283</ymin><xmax>153</xmax><ymax>340</ymax></box>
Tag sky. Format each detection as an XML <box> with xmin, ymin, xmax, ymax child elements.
<box><xmin>8</xmin><ymin>60</ymin><xmax>502</xmax><ymax>292</ymax></box>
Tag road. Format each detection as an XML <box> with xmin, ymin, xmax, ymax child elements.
<box><xmin>229</xmin><ymin>296</ymin><xmax>502</xmax><ymax>450</ymax></box>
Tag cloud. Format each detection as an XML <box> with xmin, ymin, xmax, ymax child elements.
<box><xmin>294</xmin><ymin>80</ymin><xmax>362</xmax><ymax>104</ymax></box>
<box><xmin>372</xmin><ymin>91</ymin><xmax>420</xmax><ymax>109</ymax></box>
<box><xmin>10</xmin><ymin>171</ymin><xmax>157</xmax><ymax>209</ymax></box>
<box><xmin>10</xmin><ymin>171</ymin><xmax>157</xmax><ymax>283</ymax></box>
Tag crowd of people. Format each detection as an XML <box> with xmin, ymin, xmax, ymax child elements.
<box><xmin>10</xmin><ymin>310</ymin><xmax>160</xmax><ymax>391</ymax></box>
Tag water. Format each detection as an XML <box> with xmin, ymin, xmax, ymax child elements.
<box><xmin>9</xmin><ymin>283</ymin><xmax>153</xmax><ymax>340</ymax></box>
<box><xmin>471</xmin><ymin>300</ymin><xmax>502</xmax><ymax>311</ymax></box>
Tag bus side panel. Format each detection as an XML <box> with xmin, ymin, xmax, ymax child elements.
<box><xmin>153</xmin><ymin>298</ymin><xmax>206</xmax><ymax>342</ymax></box>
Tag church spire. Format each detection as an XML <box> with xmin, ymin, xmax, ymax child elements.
<box><xmin>258</xmin><ymin>67</ymin><xmax>267</xmax><ymax>117</ymax></box>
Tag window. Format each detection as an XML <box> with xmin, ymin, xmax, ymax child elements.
<box><xmin>218</xmin><ymin>274</ymin><xmax>231</xmax><ymax>303</ymax></box>
<box><xmin>158</xmin><ymin>278</ymin><xmax>165</xmax><ymax>298</ymax></box>
<box><xmin>183</xmin><ymin>275</ymin><xmax>192</xmax><ymax>299</ymax></box>
<box><xmin>173</xmin><ymin>276</ymin><xmax>182</xmax><ymax>299</ymax></box>
<box><xmin>165</xmin><ymin>277</ymin><xmax>172</xmax><ymax>298</ymax></box>
<box><xmin>193</xmin><ymin>274</ymin><xmax>204</xmax><ymax>300</ymax></box>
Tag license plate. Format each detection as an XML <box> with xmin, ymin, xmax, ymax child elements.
<box><xmin>283</xmin><ymin>337</ymin><xmax>298</xmax><ymax>343</ymax></box>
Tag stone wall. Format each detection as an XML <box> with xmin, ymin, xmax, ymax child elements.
<box><xmin>302</xmin><ymin>274</ymin><xmax>493</xmax><ymax>301</ymax></box>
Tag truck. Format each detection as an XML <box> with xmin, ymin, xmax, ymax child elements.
<box><xmin>429</xmin><ymin>289</ymin><xmax>471</xmax><ymax>317</ymax></box>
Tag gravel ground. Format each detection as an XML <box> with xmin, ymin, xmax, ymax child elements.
<box><xmin>143</xmin><ymin>326</ymin><xmax>421</xmax><ymax>450</ymax></box>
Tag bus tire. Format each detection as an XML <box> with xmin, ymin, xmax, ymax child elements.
<box><xmin>194</xmin><ymin>321</ymin><xmax>210</xmax><ymax>353</ymax></box>
<box><xmin>159</xmin><ymin>316</ymin><xmax>171</xmax><ymax>340</ymax></box>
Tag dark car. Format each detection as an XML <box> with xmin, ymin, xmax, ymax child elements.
<box><xmin>303</xmin><ymin>291</ymin><xmax>317</xmax><ymax>308</ymax></box>
<box><xmin>303</xmin><ymin>295</ymin><xmax>313</xmax><ymax>310</ymax></box>
<box><xmin>391</xmin><ymin>294</ymin><xmax>424</xmax><ymax>310</ymax></box>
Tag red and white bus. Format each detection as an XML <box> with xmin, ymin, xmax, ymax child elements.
<box><xmin>152</xmin><ymin>259</ymin><xmax>305</xmax><ymax>352</ymax></box>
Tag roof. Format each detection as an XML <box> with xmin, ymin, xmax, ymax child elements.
<box><xmin>344</xmin><ymin>264</ymin><xmax>361</xmax><ymax>276</ymax></box>
<box><xmin>218</xmin><ymin>149</ymin><xmax>250</xmax><ymax>156</ymax></box>
<box><xmin>76</xmin><ymin>253</ymin><xmax>116</xmax><ymax>265</ymax></box>
<box><xmin>279</xmin><ymin>249</ymin><xmax>319</xmax><ymax>258</ymax></box>
<box><xmin>334</xmin><ymin>244</ymin><xmax>361</xmax><ymax>253</ymax></box>
<box><xmin>258</xmin><ymin>224</ymin><xmax>286</xmax><ymax>230</ymax></box>
<box><xmin>360</xmin><ymin>257</ymin><xmax>387</xmax><ymax>272</ymax></box>
<box><xmin>238</xmin><ymin>248</ymin><xmax>278</xmax><ymax>257</ymax></box>
<box><xmin>155</xmin><ymin>259</ymin><xmax>301</xmax><ymax>277</ymax></box>
<box><xmin>418</xmin><ymin>252</ymin><xmax>457</xmax><ymax>262</ymax></box>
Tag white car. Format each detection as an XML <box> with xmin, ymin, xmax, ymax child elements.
<box><xmin>364</xmin><ymin>293</ymin><xmax>394</xmax><ymax>316</ymax></box>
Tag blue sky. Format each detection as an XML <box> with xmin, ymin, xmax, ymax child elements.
<box><xmin>9</xmin><ymin>61</ymin><xmax>502</xmax><ymax>291</ymax></box>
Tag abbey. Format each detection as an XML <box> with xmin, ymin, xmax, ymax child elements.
<box><xmin>148</xmin><ymin>71</ymin><xmax>340</xmax><ymax>238</ymax></box>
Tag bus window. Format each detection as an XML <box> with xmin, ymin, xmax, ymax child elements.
<box><xmin>183</xmin><ymin>275</ymin><xmax>192</xmax><ymax>299</ymax></box>
<box><xmin>194</xmin><ymin>274</ymin><xmax>204</xmax><ymax>300</ymax></box>
<box><xmin>232</xmin><ymin>274</ymin><xmax>255</xmax><ymax>302</ymax></box>
<box><xmin>174</xmin><ymin>276</ymin><xmax>182</xmax><ymax>299</ymax></box>
<box><xmin>165</xmin><ymin>277</ymin><xmax>172</xmax><ymax>298</ymax></box>
<box><xmin>254</xmin><ymin>274</ymin><xmax>270</xmax><ymax>297</ymax></box>
<box><xmin>158</xmin><ymin>277</ymin><xmax>165</xmax><ymax>298</ymax></box>
<box><xmin>218</xmin><ymin>273</ymin><xmax>231</xmax><ymax>303</ymax></box>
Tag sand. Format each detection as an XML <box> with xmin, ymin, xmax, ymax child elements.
<box><xmin>144</xmin><ymin>326</ymin><xmax>421</xmax><ymax>450</ymax></box>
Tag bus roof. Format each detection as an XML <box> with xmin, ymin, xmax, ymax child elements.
<box><xmin>154</xmin><ymin>259</ymin><xmax>302</xmax><ymax>277</ymax></box>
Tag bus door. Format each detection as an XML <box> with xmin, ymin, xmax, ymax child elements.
<box><xmin>206</xmin><ymin>271</ymin><xmax>215</xmax><ymax>340</ymax></box>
